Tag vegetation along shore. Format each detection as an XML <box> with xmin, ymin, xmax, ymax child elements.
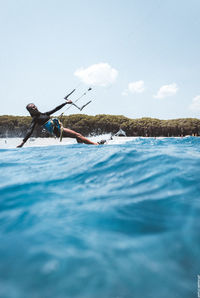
<box><xmin>0</xmin><ymin>114</ymin><xmax>199</xmax><ymax>138</ymax></box>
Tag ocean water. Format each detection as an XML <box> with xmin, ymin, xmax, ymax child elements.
<box><xmin>0</xmin><ymin>137</ymin><xmax>200</xmax><ymax>298</ymax></box>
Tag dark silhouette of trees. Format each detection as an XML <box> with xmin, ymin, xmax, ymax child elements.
<box><xmin>0</xmin><ymin>114</ymin><xmax>199</xmax><ymax>138</ymax></box>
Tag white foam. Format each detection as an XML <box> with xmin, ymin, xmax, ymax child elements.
<box><xmin>0</xmin><ymin>138</ymin><xmax>76</xmax><ymax>149</ymax></box>
<box><xmin>0</xmin><ymin>136</ymin><xmax>138</xmax><ymax>149</ymax></box>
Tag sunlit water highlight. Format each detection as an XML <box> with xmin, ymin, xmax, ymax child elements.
<box><xmin>0</xmin><ymin>137</ymin><xmax>200</xmax><ymax>298</ymax></box>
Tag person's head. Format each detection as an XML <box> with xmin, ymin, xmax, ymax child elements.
<box><xmin>26</xmin><ymin>103</ymin><xmax>39</xmax><ymax>116</ymax></box>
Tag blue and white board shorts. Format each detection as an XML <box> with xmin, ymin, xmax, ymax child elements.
<box><xmin>43</xmin><ymin>118</ymin><xmax>62</xmax><ymax>138</ymax></box>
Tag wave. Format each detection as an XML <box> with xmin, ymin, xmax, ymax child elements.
<box><xmin>0</xmin><ymin>137</ymin><xmax>200</xmax><ymax>298</ymax></box>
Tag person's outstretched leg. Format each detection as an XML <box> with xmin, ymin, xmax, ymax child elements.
<box><xmin>62</xmin><ymin>128</ymin><xmax>98</xmax><ymax>145</ymax></box>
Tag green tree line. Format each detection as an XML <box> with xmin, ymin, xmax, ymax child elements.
<box><xmin>0</xmin><ymin>114</ymin><xmax>199</xmax><ymax>137</ymax></box>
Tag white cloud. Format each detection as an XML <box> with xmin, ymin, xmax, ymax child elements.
<box><xmin>128</xmin><ymin>80</ymin><xmax>145</xmax><ymax>93</ymax></box>
<box><xmin>74</xmin><ymin>63</ymin><xmax>118</xmax><ymax>87</ymax></box>
<box><xmin>189</xmin><ymin>95</ymin><xmax>200</xmax><ymax>112</ymax></box>
<box><xmin>154</xmin><ymin>83</ymin><xmax>178</xmax><ymax>99</ymax></box>
<box><xmin>121</xmin><ymin>89</ymin><xmax>128</xmax><ymax>96</ymax></box>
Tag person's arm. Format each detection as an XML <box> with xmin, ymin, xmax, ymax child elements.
<box><xmin>17</xmin><ymin>120</ymin><xmax>36</xmax><ymax>148</ymax></box>
<box><xmin>45</xmin><ymin>100</ymin><xmax>72</xmax><ymax>116</ymax></box>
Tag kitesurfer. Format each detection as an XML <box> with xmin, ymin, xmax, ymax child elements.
<box><xmin>17</xmin><ymin>101</ymin><xmax>104</xmax><ymax>147</ymax></box>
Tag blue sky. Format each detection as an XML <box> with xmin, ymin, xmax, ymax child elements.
<box><xmin>0</xmin><ymin>0</ymin><xmax>200</xmax><ymax>119</ymax></box>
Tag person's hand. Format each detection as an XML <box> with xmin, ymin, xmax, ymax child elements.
<box><xmin>66</xmin><ymin>100</ymin><xmax>72</xmax><ymax>104</ymax></box>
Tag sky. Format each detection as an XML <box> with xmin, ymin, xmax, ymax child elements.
<box><xmin>0</xmin><ymin>0</ymin><xmax>200</xmax><ymax>119</ymax></box>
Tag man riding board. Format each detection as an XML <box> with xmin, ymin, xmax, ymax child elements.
<box><xmin>17</xmin><ymin>100</ymin><xmax>104</xmax><ymax>147</ymax></box>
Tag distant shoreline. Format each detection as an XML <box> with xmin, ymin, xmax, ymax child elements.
<box><xmin>0</xmin><ymin>114</ymin><xmax>199</xmax><ymax>137</ymax></box>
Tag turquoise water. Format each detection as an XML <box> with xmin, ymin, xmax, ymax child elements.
<box><xmin>0</xmin><ymin>137</ymin><xmax>200</xmax><ymax>298</ymax></box>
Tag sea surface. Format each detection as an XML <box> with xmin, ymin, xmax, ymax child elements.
<box><xmin>0</xmin><ymin>137</ymin><xmax>200</xmax><ymax>298</ymax></box>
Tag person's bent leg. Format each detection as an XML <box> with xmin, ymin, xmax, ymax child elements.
<box><xmin>62</xmin><ymin>128</ymin><xmax>98</xmax><ymax>145</ymax></box>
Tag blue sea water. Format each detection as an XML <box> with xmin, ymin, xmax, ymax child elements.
<box><xmin>0</xmin><ymin>137</ymin><xmax>200</xmax><ymax>298</ymax></box>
